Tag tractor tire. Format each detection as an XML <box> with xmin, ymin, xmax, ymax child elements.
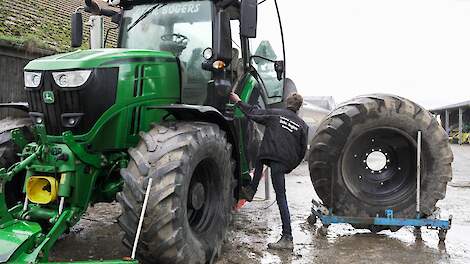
<box><xmin>308</xmin><ymin>94</ymin><xmax>452</xmax><ymax>229</ymax></box>
<box><xmin>0</xmin><ymin>117</ymin><xmax>33</xmax><ymax>207</ymax></box>
<box><xmin>117</xmin><ymin>122</ymin><xmax>235</xmax><ymax>264</ymax></box>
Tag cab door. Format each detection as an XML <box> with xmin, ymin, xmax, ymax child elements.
<box><xmin>241</xmin><ymin>0</ymin><xmax>287</xmax><ymax>170</ymax></box>
<box><xmin>248</xmin><ymin>0</ymin><xmax>285</xmax><ymax>106</ymax></box>
<box><xmin>230</xmin><ymin>14</ymin><xmax>267</xmax><ymax>178</ymax></box>
<box><xmin>231</xmin><ymin>0</ymin><xmax>286</xmax><ymax>183</ymax></box>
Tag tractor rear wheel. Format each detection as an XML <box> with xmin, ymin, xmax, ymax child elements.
<box><xmin>0</xmin><ymin>117</ymin><xmax>32</xmax><ymax>207</ymax></box>
<box><xmin>117</xmin><ymin>122</ymin><xmax>235</xmax><ymax>264</ymax></box>
<box><xmin>308</xmin><ymin>94</ymin><xmax>453</xmax><ymax>230</ymax></box>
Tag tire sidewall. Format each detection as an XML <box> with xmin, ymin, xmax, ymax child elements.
<box><xmin>309</xmin><ymin>95</ymin><xmax>449</xmax><ymax>219</ymax></box>
<box><xmin>0</xmin><ymin>119</ymin><xmax>33</xmax><ymax>207</ymax></box>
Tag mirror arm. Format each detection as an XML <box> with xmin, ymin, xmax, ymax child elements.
<box><xmin>249</xmin><ymin>55</ymin><xmax>284</xmax><ymax>81</ymax></box>
<box><xmin>84</xmin><ymin>0</ymin><xmax>118</xmax><ymax>17</ymax></box>
<box><xmin>250</xmin><ymin>55</ymin><xmax>277</xmax><ymax>64</ymax></box>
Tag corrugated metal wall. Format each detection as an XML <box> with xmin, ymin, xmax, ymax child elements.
<box><xmin>0</xmin><ymin>41</ymin><xmax>54</xmax><ymax>119</ymax></box>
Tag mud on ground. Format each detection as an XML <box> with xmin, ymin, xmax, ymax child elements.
<box><xmin>50</xmin><ymin>145</ymin><xmax>470</xmax><ymax>263</ymax></box>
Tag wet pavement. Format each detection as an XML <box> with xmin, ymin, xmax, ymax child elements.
<box><xmin>50</xmin><ymin>145</ymin><xmax>470</xmax><ymax>263</ymax></box>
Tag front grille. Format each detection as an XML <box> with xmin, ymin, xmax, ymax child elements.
<box><xmin>26</xmin><ymin>68</ymin><xmax>119</xmax><ymax>136</ymax></box>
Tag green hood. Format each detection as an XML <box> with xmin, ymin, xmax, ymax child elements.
<box><xmin>25</xmin><ymin>48</ymin><xmax>176</xmax><ymax>71</ymax></box>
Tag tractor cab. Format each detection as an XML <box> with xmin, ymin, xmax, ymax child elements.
<box><xmin>73</xmin><ymin>0</ymin><xmax>289</xmax><ymax>111</ymax></box>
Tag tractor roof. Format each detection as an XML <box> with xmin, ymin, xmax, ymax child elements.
<box><xmin>118</xmin><ymin>0</ymin><xmax>241</xmax><ymax>19</ymax></box>
<box><xmin>119</xmin><ymin>0</ymin><xmax>241</xmax><ymax>9</ymax></box>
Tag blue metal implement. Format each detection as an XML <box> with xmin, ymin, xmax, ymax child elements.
<box><xmin>312</xmin><ymin>208</ymin><xmax>451</xmax><ymax>230</ymax></box>
<box><xmin>310</xmin><ymin>204</ymin><xmax>452</xmax><ymax>242</ymax></box>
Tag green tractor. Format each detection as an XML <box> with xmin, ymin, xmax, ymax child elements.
<box><xmin>0</xmin><ymin>0</ymin><xmax>292</xmax><ymax>263</ymax></box>
<box><xmin>0</xmin><ymin>0</ymin><xmax>455</xmax><ymax>262</ymax></box>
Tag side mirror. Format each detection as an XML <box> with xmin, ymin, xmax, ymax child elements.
<box><xmin>240</xmin><ymin>0</ymin><xmax>257</xmax><ymax>38</ymax></box>
<box><xmin>71</xmin><ymin>12</ymin><xmax>83</xmax><ymax>48</ymax></box>
<box><xmin>214</xmin><ymin>10</ymin><xmax>232</xmax><ymax>61</ymax></box>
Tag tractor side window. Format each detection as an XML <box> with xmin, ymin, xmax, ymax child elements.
<box><xmin>249</xmin><ymin>0</ymin><xmax>284</xmax><ymax>105</ymax></box>
<box><xmin>230</xmin><ymin>20</ymin><xmax>242</xmax><ymax>50</ymax></box>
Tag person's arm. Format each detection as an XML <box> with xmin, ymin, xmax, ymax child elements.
<box><xmin>230</xmin><ymin>92</ymin><xmax>274</xmax><ymax>125</ymax></box>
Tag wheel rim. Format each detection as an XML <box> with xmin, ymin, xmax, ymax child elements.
<box><xmin>341</xmin><ymin>127</ymin><xmax>417</xmax><ymax>205</ymax></box>
<box><xmin>187</xmin><ymin>158</ymin><xmax>222</xmax><ymax>234</ymax></box>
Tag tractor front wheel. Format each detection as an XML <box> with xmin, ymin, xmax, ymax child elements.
<box><xmin>0</xmin><ymin>117</ymin><xmax>32</xmax><ymax>207</ymax></box>
<box><xmin>117</xmin><ymin>122</ymin><xmax>235</xmax><ymax>264</ymax></box>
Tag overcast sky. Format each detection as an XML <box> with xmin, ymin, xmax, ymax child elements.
<box><xmin>276</xmin><ymin>0</ymin><xmax>470</xmax><ymax>109</ymax></box>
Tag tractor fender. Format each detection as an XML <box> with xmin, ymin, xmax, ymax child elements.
<box><xmin>148</xmin><ymin>104</ymin><xmax>241</xmax><ymax>182</ymax></box>
<box><xmin>148</xmin><ymin>104</ymin><xmax>238</xmax><ymax>153</ymax></box>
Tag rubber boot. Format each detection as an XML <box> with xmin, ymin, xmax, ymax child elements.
<box><xmin>239</xmin><ymin>186</ymin><xmax>255</xmax><ymax>202</ymax></box>
<box><xmin>267</xmin><ymin>235</ymin><xmax>294</xmax><ymax>251</ymax></box>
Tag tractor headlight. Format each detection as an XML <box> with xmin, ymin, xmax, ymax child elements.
<box><xmin>24</xmin><ymin>72</ymin><xmax>42</xmax><ymax>88</ymax></box>
<box><xmin>52</xmin><ymin>70</ymin><xmax>92</xmax><ymax>88</ymax></box>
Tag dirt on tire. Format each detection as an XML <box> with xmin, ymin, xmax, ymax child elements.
<box><xmin>0</xmin><ymin>117</ymin><xmax>32</xmax><ymax>207</ymax></box>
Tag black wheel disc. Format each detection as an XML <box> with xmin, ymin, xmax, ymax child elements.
<box><xmin>187</xmin><ymin>158</ymin><xmax>222</xmax><ymax>234</ymax></box>
<box><xmin>341</xmin><ymin>127</ymin><xmax>417</xmax><ymax>205</ymax></box>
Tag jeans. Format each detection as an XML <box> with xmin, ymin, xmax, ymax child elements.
<box><xmin>250</xmin><ymin>159</ymin><xmax>292</xmax><ymax>238</ymax></box>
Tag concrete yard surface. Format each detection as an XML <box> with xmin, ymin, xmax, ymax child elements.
<box><xmin>50</xmin><ymin>145</ymin><xmax>470</xmax><ymax>263</ymax></box>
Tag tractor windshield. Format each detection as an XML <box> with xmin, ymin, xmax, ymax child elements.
<box><xmin>121</xmin><ymin>1</ymin><xmax>213</xmax><ymax>69</ymax></box>
<box><xmin>121</xmin><ymin>1</ymin><xmax>213</xmax><ymax>104</ymax></box>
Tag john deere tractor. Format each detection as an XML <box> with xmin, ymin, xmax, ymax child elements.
<box><xmin>0</xmin><ymin>0</ymin><xmax>454</xmax><ymax>262</ymax></box>
<box><xmin>0</xmin><ymin>0</ymin><xmax>291</xmax><ymax>263</ymax></box>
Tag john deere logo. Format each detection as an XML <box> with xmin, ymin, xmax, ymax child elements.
<box><xmin>43</xmin><ymin>91</ymin><xmax>54</xmax><ymax>104</ymax></box>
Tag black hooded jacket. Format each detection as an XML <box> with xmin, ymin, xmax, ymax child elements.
<box><xmin>237</xmin><ymin>101</ymin><xmax>309</xmax><ymax>173</ymax></box>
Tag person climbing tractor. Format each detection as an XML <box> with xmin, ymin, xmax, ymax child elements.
<box><xmin>229</xmin><ymin>92</ymin><xmax>308</xmax><ymax>251</ymax></box>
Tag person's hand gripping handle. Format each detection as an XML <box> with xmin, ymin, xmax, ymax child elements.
<box><xmin>229</xmin><ymin>92</ymin><xmax>241</xmax><ymax>104</ymax></box>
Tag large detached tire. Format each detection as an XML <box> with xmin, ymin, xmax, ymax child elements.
<box><xmin>117</xmin><ymin>122</ymin><xmax>235</xmax><ymax>264</ymax></box>
<box><xmin>0</xmin><ymin>117</ymin><xmax>32</xmax><ymax>207</ymax></box>
<box><xmin>308</xmin><ymin>94</ymin><xmax>453</xmax><ymax>228</ymax></box>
